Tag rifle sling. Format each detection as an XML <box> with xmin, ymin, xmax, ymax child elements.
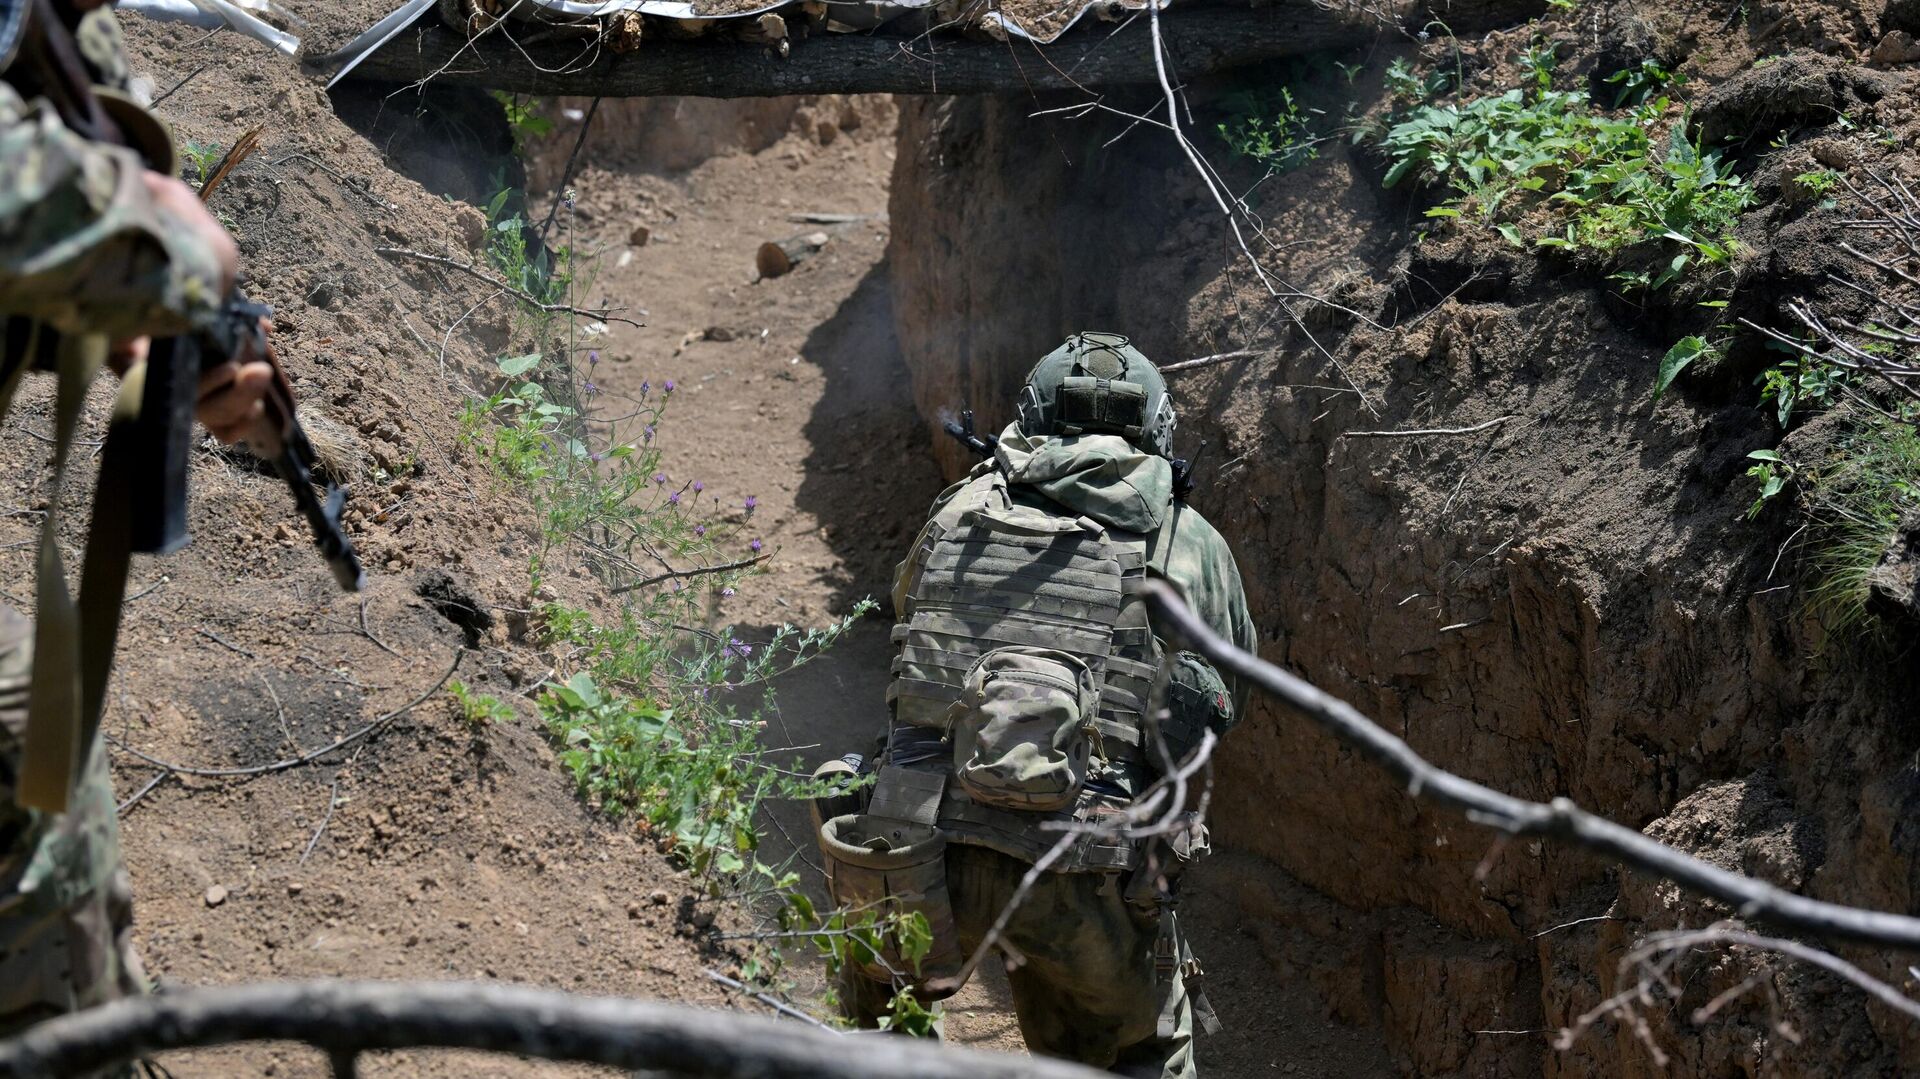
<box><xmin>16</xmin><ymin>333</ymin><xmax>105</xmax><ymax>813</ymax></box>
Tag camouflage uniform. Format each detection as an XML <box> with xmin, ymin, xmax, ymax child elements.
<box><xmin>0</xmin><ymin>8</ymin><xmax>225</xmax><ymax>1035</ymax></box>
<box><xmin>846</xmin><ymin>422</ymin><xmax>1257</xmax><ymax>1077</ymax></box>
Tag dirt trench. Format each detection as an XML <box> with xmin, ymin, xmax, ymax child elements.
<box><xmin>882</xmin><ymin>7</ymin><xmax>1920</xmax><ymax>1076</ymax></box>
<box><xmin>14</xmin><ymin>1</ymin><xmax>1920</xmax><ymax>1075</ymax></box>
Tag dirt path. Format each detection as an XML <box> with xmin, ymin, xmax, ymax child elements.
<box><xmin>564</xmin><ymin>103</ymin><xmax>1392</xmax><ymax>1076</ymax></box>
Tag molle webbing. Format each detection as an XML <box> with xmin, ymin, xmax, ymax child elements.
<box><xmin>936</xmin><ymin>780</ymin><xmax>1140</xmax><ymax>872</ymax></box>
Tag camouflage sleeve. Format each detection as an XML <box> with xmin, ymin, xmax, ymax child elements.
<box><xmin>1158</xmin><ymin>505</ymin><xmax>1259</xmax><ymax>721</ymax></box>
<box><xmin>0</xmin><ymin>82</ymin><xmax>223</xmax><ymax>339</ymax></box>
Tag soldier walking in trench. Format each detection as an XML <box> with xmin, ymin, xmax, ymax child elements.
<box><xmin>0</xmin><ymin>0</ymin><xmax>280</xmax><ymax>1038</ymax></box>
<box><xmin>816</xmin><ymin>332</ymin><xmax>1258</xmax><ymax>1077</ymax></box>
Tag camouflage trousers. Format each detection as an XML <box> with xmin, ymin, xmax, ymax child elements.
<box><xmin>845</xmin><ymin>843</ymin><xmax>1198</xmax><ymax>1078</ymax></box>
<box><xmin>0</xmin><ymin>606</ymin><xmax>146</xmax><ymax>1039</ymax></box>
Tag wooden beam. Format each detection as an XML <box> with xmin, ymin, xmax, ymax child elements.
<box><xmin>335</xmin><ymin>5</ymin><xmax>1393</xmax><ymax>98</ymax></box>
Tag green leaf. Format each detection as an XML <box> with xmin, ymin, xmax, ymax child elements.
<box><xmin>498</xmin><ymin>353</ymin><xmax>542</xmax><ymax>377</ymax></box>
<box><xmin>1495</xmin><ymin>223</ymin><xmax>1524</xmax><ymax>246</ymax></box>
<box><xmin>1746</xmin><ymin>449</ymin><xmax>1783</xmax><ymax>463</ymax></box>
<box><xmin>1652</xmin><ymin>336</ymin><xmax>1709</xmax><ymax>401</ymax></box>
<box><xmin>1424</xmin><ymin>206</ymin><xmax>1463</xmax><ymax>218</ymax></box>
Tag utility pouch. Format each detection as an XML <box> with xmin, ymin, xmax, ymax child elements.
<box><xmin>946</xmin><ymin>646</ymin><xmax>1100</xmax><ymax>812</ymax></box>
<box><xmin>817</xmin><ymin>813</ymin><xmax>966</xmax><ymax>999</ymax></box>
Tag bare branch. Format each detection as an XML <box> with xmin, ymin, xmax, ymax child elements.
<box><xmin>0</xmin><ymin>980</ymin><xmax>1106</xmax><ymax>1079</ymax></box>
<box><xmin>607</xmin><ymin>554</ymin><xmax>768</xmax><ymax>596</ymax></box>
<box><xmin>1342</xmin><ymin>416</ymin><xmax>1513</xmax><ymax>438</ymax></box>
<box><xmin>1144</xmin><ymin>583</ymin><xmax>1920</xmax><ymax>950</ymax></box>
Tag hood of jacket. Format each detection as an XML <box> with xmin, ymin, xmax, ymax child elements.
<box><xmin>992</xmin><ymin>422</ymin><xmax>1173</xmax><ymax>534</ymax></box>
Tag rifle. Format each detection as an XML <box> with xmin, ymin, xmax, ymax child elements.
<box><xmin>11</xmin><ymin>0</ymin><xmax>364</xmax><ymax>592</ymax></box>
<box><xmin>4</xmin><ymin>0</ymin><xmax>363</xmax><ymax>811</ymax></box>
<box><xmin>943</xmin><ymin>406</ymin><xmax>1205</xmax><ymax>502</ymax></box>
<box><xmin>941</xmin><ymin>408</ymin><xmax>997</xmax><ymax>457</ymax></box>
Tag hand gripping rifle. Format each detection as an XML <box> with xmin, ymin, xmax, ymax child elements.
<box><xmin>10</xmin><ymin>0</ymin><xmax>363</xmax><ymax>592</ymax></box>
<box><xmin>5</xmin><ymin>0</ymin><xmax>361</xmax><ymax>811</ymax></box>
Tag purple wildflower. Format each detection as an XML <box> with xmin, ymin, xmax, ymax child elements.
<box><xmin>726</xmin><ymin>637</ymin><xmax>753</xmax><ymax>659</ymax></box>
<box><xmin>750</xmin><ymin>539</ymin><xmax>763</xmax><ymax>554</ymax></box>
<box><xmin>743</xmin><ymin>496</ymin><xmax>758</xmax><ymax>514</ymax></box>
<box><xmin>590</xmin><ymin>451</ymin><xmax>606</xmax><ymax>462</ymax></box>
<box><xmin>692</xmin><ymin>480</ymin><xmax>705</xmax><ymax>493</ymax></box>
<box><xmin>643</xmin><ymin>425</ymin><xmax>655</xmax><ymax>444</ymax></box>
<box><xmin>653</xmin><ymin>471</ymin><xmax>667</xmax><ymax>485</ymax></box>
<box><xmin>668</xmin><ymin>491</ymin><xmax>682</xmax><ymax>505</ymax></box>
<box><xmin>721</xmin><ymin>587</ymin><xmax>735</xmax><ymax>598</ymax></box>
<box><xmin>663</xmin><ymin>379</ymin><xmax>676</xmax><ymax>393</ymax></box>
<box><xmin>694</xmin><ymin>524</ymin><xmax>706</xmax><ymax>537</ymax></box>
<box><xmin>583</xmin><ymin>381</ymin><xmax>598</xmax><ymax>396</ymax></box>
<box><xmin>640</xmin><ymin>380</ymin><xmax>650</xmax><ymax>398</ymax></box>
<box><xmin>588</xmin><ymin>350</ymin><xmax>600</xmax><ymax>366</ymax></box>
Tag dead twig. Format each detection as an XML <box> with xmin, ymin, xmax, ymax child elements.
<box><xmin>196</xmin><ymin>627</ymin><xmax>257</xmax><ymax>659</ymax></box>
<box><xmin>701</xmin><ymin>970</ymin><xmax>836</xmax><ymax>1032</ymax></box>
<box><xmin>1159</xmin><ymin>349</ymin><xmax>1262</xmax><ymax>374</ymax></box>
<box><xmin>1343</xmin><ymin>416</ymin><xmax>1512</xmax><ymax>438</ymax></box>
<box><xmin>374</xmin><ymin>247</ymin><xmax>642</xmax><ymax>328</ymax></box>
<box><xmin>608</xmin><ymin>554</ymin><xmax>768</xmax><ymax>596</ymax></box>
<box><xmin>358</xmin><ymin>597</ymin><xmax>400</xmax><ymax>658</ymax></box>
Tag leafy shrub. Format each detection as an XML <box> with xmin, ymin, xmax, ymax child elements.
<box><xmin>1377</xmin><ymin>62</ymin><xmax>1751</xmax><ymax>294</ymax></box>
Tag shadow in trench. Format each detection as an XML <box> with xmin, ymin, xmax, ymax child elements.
<box><xmin>791</xmin><ymin>257</ymin><xmax>948</xmax><ymax>616</ymax></box>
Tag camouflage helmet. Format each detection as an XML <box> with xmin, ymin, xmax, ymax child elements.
<box><xmin>1015</xmin><ymin>332</ymin><xmax>1177</xmax><ymax>458</ymax></box>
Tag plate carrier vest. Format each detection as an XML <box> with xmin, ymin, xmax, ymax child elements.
<box><xmin>873</xmin><ymin>468</ymin><xmax>1166</xmax><ymax>874</ymax></box>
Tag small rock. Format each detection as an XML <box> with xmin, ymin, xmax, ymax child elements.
<box><xmin>629</xmin><ymin>224</ymin><xmax>651</xmax><ymax>247</ymax></box>
<box><xmin>704</xmin><ymin>326</ymin><xmax>737</xmax><ymax>342</ymax></box>
<box><xmin>287</xmin><ymin>882</ymin><xmax>303</xmax><ymax>897</ymax></box>
<box><xmin>204</xmin><ymin>885</ymin><xmax>228</xmax><ymax>908</ymax></box>
<box><xmin>1872</xmin><ymin>30</ymin><xmax>1920</xmax><ymax>65</ymax></box>
<box><xmin>815</xmin><ymin>119</ymin><xmax>839</xmax><ymax>146</ymax></box>
<box><xmin>691</xmin><ymin>909</ymin><xmax>715</xmax><ymax>930</ymax></box>
<box><xmin>650</xmin><ymin>889</ymin><xmax>669</xmax><ymax>906</ymax></box>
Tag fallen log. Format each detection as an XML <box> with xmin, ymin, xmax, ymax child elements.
<box><xmin>757</xmin><ymin>229</ymin><xmax>832</xmax><ymax>278</ymax></box>
<box><xmin>334</xmin><ymin>4</ymin><xmax>1397</xmax><ymax>97</ymax></box>
<box><xmin>0</xmin><ymin>980</ymin><xmax>1107</xmax><ymax>1079</ymax></box>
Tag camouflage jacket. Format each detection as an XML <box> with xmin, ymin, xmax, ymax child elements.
<box><xmin>892</xmin><ymin>421</ymin><xmax>1259</xmax><ymax>719</ymax></box>
<box><xmin>0</xmin><ymin>10</ymin><xmax>221</xmax><ymax>341</ymax></box>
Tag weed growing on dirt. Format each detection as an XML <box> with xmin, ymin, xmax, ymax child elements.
<box><xmin>1795</xmin><ymin>418</ymin><xmax>1920</xmax><ymax>636</ymax></box>
<box><xmin>458</xmin><ymin>169</ymin><xmax>920</xmax><ymax>1023</ymax></box>
<box><xmin>1376</xmin><ymin>55</ymin><xmax>1751</xmax><ymax>294</ymax></box>
<box><xmin>1216</xmin><ymin>86</ymin><xmax>1321</xmax><ymax>173</ymax></box>
<box><xmin>180</xmin><ymin>139</ymin><xmax>223</xmax><ymax>188</ymax></box>
<box><xmin>448</xmin><ymin>680</ymin><xmax>514</xmax><ymax>728</ymax></box>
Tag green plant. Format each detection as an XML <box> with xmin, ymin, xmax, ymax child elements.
<box><xmin>1216</xmin><ymin>86</ymin><xmax>1321</xmax><ymax>172</ymax></box>
<box><xmin>492</xmin><ymin>91</ymin><xmax>554</xmax><ymax>154</ymax></box>
<box><xmin>1744</xmin><ymin>449</ymin><xmax>1795</xmax><ymax>519</ymax></box>
<box><xmin>1792</xmin><ymin>168</ymin><xmax>1842</xmax><ymax>201</ymax></box>
<box><xmin>1380</xmin><ymin>73</ymin><xmax>1752</xmax><ymax>294</ymax></box>
<box><xmin>180</xmin><ymin>139</ymin><xmax>223</xmax><ymax>188</ymax></box>
<box><xmin>1335</xmin><ymin>60</ymin><xmax>1364</xmax><ymax>86</ymax></box>
<box><xmin>1384</xmin><ymin>56</ymin><xmax>1454</xmax><ymax>104</ymax></box>
<box><xmin>448</xmin><ymin>680</ymin><xmax>514</xmax><ymax>728</ymax></box>
<box><xmin>1653</xmin><ymin>334</ymin><xmax>1718</xmax><ymax>400</ymax></box>
<box><xmin>1604</xmin><ymin>59</ymin><xmax>1683</xmax><ymax>108</ymax></box>
<box><xmin>1798</xmin><ymin>419</ymin><xmax>1920</xmax><ymax>636</ymax></box>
